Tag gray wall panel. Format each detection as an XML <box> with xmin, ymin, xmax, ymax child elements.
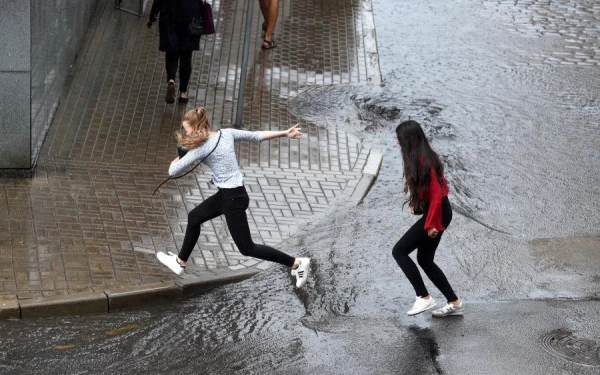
<box><xmin>0</xmin><ymin>72</ymin><xmax>31</xmax><ymax>168</ymax></box>
<box><xmin>28</xmin><ymin>0</ymin><xmax>99</xmax><ymax>167</ymax></box>
<box><xmin>0</xmin><ymin>0</ymin><xmax>31</xmax><ymax>71</ymax></box>
<box><xmin>1</xmin><ymin>0</ymin><xmax>99</xmax><ymax>168</ymax></box>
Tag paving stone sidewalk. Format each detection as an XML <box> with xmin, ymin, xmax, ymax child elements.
<box><xmin>0</xmin><ymin>0</ymin><xmax>381</xmax><ymax>317</ymax></box>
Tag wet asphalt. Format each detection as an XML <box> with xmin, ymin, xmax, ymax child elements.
<box><xmin>1</xmin><ymin>0</ymin><xmax>599</xmax><ymax>374</ymax></box>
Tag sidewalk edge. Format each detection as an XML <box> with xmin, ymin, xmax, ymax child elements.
<box><xmin>19</xmin><ymin>292</ymin><xmax>108</xmax><ymax>318</ymax></box>
<box><xmin>3</xmin><ymin>268</ymin><xmax>260</xmax><ymax>319</ymax></box>
<box><xmin>350</xmin><ymin>149</ymin><xmax>383</xmax><ymax>205</ymax></box>
<box><xmin>0</xmin><ymin>295</ymin><xmax>20</xmax><ymax>319</ymax></box>
<box><xmin>176</xmin><ymin>267</ymin><xmax>261</xmax><ymax>297</ymax></box>
<box><xmin>362</xmin><ymin>0</ymin><xmax>382</xmax><ymax>84</ymax></box>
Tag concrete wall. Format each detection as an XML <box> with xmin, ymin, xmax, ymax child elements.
<box><xmin>0</xmin><ymin>0</ymin><xmax>99</xmax><ymax>169</ymax></box>
<box><xmin>0</xmin><ymin>0</ymin><xmax>31</xmax><ymax>168</ymax></box>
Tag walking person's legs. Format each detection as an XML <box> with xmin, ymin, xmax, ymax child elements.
<box><xmin>164</xmin><ymin>51</ymin><xmax>179</xmax><ymax>103</ymax></box>
<box><xmin>177</xmin><ymin>50</ymin><xmax>194</xmax><ymax>103</ymax></box>
<box><xmin>259</xmin><ymin>0</ymin><xmax>279</xmax><ymax>49</ymax></box>
<box><xmin>258</xmin><ymin>0</ymin><xmax>268</xmax><ymax>32</ymax></box>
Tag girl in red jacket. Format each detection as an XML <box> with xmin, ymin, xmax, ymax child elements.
<box><xmin>393</xmin><ymin>120</ymin><xmax>463</xmax><ymax>317</ymax></box>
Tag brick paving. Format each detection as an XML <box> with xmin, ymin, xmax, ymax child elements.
<box><xmin>0</xmin><ymin>0</ymin><xmax>380</xmax><ymax>301</ymax></box>
<box><xmin>482</xmin><ymin>0</ymin><xmax>600</xmax><ymax>66</ymax></box>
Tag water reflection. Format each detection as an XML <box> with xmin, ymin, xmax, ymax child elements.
<box><xmin>407</xmin><ymin>325</ymin><xmax>444</xmax><ymax>375</ymax></box>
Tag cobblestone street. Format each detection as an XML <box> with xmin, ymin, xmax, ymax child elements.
<box><xmin>482</xmin><ymin>0</ymin><xmax>600</xmax><ymax>66</ymax></box>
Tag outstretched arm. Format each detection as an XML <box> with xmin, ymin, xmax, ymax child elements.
<box><xmin>229</xmin><ymin>124</ymin><xmax>302</xmax><ymax>142</ymax></box>
<box><xmin>259</xmin><ymin>124</ymin><xmax>302</xmax><ymax>140</ymax></box>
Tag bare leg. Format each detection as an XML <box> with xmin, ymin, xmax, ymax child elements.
<box><xmin>258</xmin><ymin>0</ymin><xmax>269</xmax><ymax>21</ymax></box>
<box><xmin>259</xmin><ymin>0</ymin><xmax>279</xmax><ymax>45</ymax></box>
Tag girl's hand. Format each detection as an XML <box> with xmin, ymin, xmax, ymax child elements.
<box><xmin>427</xmin><ymin>228</ymin><xmax>439</xmax><ymax>238</ymax></box>
<box><xmin>286</xmin><ymin>124</ymin><xmax>302</xmax><ymax>139</ymax></box>
<box><xmin>171</xmin><ymin>156</ymin><xmax>180</xmax><ymax>165</ymax></box>
<box><xmin>409</xmin><ymin>205</ymin><xmax>414</xmax><ymax>215</ymax></box>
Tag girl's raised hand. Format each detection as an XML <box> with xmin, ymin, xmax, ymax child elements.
<box><xmin>286</xmin><ymin>124</ymin><xmax>302</xmax><ymax>139</ymax></box>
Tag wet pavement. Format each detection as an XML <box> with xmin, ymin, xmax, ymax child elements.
<box><xmin>1</xmin><ymin>292</ymin><xmax>599</xmax><ymax>374</ymax></box>
<box><xmin>1</xmin><ymin>0</ymin><xmax>600</xmax><ymax>373</ymax></box>
<box><xmin>0</xmin><ymin>0</ymin><xmax>379</xmax><ymax>306</ymax></box>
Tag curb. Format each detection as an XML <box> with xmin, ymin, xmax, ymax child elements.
<box><xmin>20</xmin><ymin>292</ymin><xmax>108</xmax><ymax>319</ymax></box>
<box><xmin>0</xmin><ymin>295</ymin><xmax>20</xmax><ymax>319</ymax></box>
<box><xmin>350</xmin><ymin>149</ymin><xmax>383</xmax><ymax>205</ymax></box>
<box><xmin>105</xmin><ymin>282</ymin><xmax>182</xmax><ymax>312</ymax></box>
<box><xmin>177</xmin><ymin>267</ymin><xmax>261</xmax><ymax>297</ymax></box>
<box><xmin>0</xmin><ymin>267</ymin><xmax>259</xmax><ymax>319</ymax></box>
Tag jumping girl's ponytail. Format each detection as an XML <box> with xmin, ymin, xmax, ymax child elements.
<box><xmin>176</xmin><ymin>107</ymin><xmax>212</xmax><ymax>150</ymax></box>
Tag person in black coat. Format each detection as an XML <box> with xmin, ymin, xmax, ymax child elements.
<box><xmin>148</xmin><ymin>0</ymin><xmax>202</xmax><ymax>104</ymax></box>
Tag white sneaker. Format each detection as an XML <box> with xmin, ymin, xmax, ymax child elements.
<box><xmin>157</xmin><ymin>251</ymin><xmax>185</xmax><ymax>276</ymax></box>
<box><xmin>291</xmin><ymin>258</ymin><xmax>310</xmax><ymax>288</ymax></box>
<box><xmin>407</xmin><ymin>296</ymin><xmax>436</xmax><ymax>316</ymax></box>
<box><xmin>432</xmin><ymin>302</ymin><xmax>464</xmax><ymax>317</ymax></box>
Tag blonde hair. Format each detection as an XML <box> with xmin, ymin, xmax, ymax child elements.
<box><xmin>176</xmin><ymin>107</ymin><xmax>211</xmax><ymax>150</ymax></box>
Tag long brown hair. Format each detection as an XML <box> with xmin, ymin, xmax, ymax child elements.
<box><xmin>175</xmin><ymin>107</ymin><xmax>211</xmax><ymax>150</ymax></box>
<box><xmin>396</xmin><ymin>120</ymin><xmax>444</xmax><ymax>211</ymax></box>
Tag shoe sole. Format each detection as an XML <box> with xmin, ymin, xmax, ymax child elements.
<box><xmin>295</xmin><ymin>258</ymin><xmax>310</xmax><ymax>288</ymax></box>
<box><xmin>156</xmin><ymin>252</ymin><xmax>184</xmax><ymax>276</ymax></box>
<box><xmin>165</xmin><ymin>84</ymin><xmax>176</xmax><ymax>104</ymax></box>
<box><xmin>432</xmin><ymin>310</ymin><xmax>464</xmax><ymax>317</ymax></box>
<box><xmin>407</xmin><ymin>301</ymin><xmax>436</xmax><ymax>316</ymax></box>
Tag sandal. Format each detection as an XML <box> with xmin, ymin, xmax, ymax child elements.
<box><xmin>261</xmin><ymin>39</ymin><xmax>277</xmax><ymax>50</ymax></box>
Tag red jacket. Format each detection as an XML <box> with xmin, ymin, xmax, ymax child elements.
<box><xmin>420</xmin><ymin>167</ymin><xmax>449</xmax><ymax>232</ymax></box>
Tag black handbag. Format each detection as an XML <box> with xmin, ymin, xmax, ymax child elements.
<box><xmin>188</xmin><ymin>1</ymin><xmax>215</xmax><ymax>36</ymax></box>
<box><xmin>188</xmin><ymin>18</ymin><xmax>204</xmax><ymax>36</ymax></box>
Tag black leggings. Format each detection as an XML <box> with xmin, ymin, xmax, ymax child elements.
<box><xmin>392</xmin><ymin>197</ymin><xmax>458</xmax><ymax>302</ymax></box>
<box><xmin>178</xmin><ymin>186</ymin><xmax>296</xmax><ymax>267</ymax></box>
<box><xmin>165</xmin><ymin>49</ymin><xmax>193</xmax><ymax>92</ymax></box>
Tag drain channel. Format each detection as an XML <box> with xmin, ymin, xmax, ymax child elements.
<box><xmin>541</xmin><ymin>329</ymin><xmax>600</xmax><ymax>367</ymax></box>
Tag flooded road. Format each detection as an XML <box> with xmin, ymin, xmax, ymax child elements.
<box><xmin>1</xmin><ymin>0</ymin><xmax>599</xmax><ymax>374</ymax></box>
